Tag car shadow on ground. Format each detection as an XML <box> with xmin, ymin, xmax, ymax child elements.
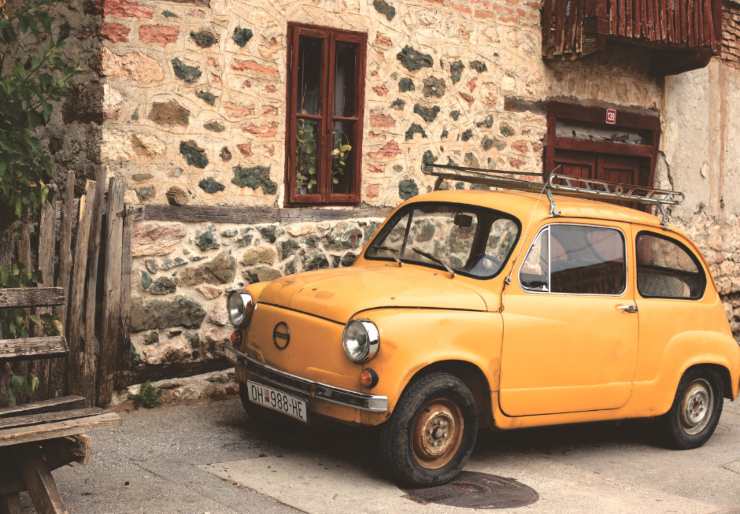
<box><xmin>217</xmin><ymin>405</ymin><xmax>660</xmax><ymax>480</ymax></box>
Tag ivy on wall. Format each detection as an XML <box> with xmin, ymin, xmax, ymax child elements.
<box><xmin>0</xmin><ymin>0</ymin><xmax>75</xmax><ymax>230</ymax></box>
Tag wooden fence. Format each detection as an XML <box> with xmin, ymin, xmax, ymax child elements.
<box><xmin>0</xmin><ymin>170</ymin><xmax>132</xmax><ymax>407</ymax></box>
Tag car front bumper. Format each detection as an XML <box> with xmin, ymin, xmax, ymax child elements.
<box><xmin>225</xmin><ymin>343</ymin><xmax>389</xmax><ymax>413</ymax></box>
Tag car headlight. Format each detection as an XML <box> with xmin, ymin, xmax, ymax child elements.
<box><xmin>342</xmin><ymin>320</ymin><xmax>380</xmax><ymax>363</ymax></box>
<box><xmin>227</xmin><ymin>291</ymin><xmax>255</xmax><ymax>327</ymax></box>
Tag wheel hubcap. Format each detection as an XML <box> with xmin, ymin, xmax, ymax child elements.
<box><xmin>680</xmin><ymin>378</ymin><xmax>714</xmax><ymax>436</ymax></box>
<box><xmin>412</xmin><ymin>399</ymin><xmax>464</xmax><ymax>470</ymax></box>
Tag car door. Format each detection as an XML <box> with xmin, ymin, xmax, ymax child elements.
<box><xmin>499</xmin><ymin>220</ymin><xmax>639</xmax><ymax>416</ymax></box>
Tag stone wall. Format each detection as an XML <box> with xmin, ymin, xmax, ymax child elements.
<box><xmin>101</xmin><ymin>0</ymin><xmax>662</xmax><ymax>207</ymax></box>
<box><xmin>2</xmin><ymin>0</ymin><xmax>104</xmax><ymax>189</ymax></box>
<box><xmin>102</xmin><ymin>0</ymin><xmax>666</xmax><ymax>375</ymax></box>
<box><xmin>129</xmin><ymin>216</ymin><xmax>382</xmax><ymax>369</ymax></box>
<box><xmin>661</xmin><ymin>56</ymin><xmax>740</xmax><ymax>339</ymax></box>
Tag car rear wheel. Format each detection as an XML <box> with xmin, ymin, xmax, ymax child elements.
<box><xmin>379</xmin><ymin>372</ymin><xmax>478</xmax><ymax>487</ymax></box>
<box><xmin>660</xmin><ymin>368</ymin><xmax>723</xmax><ymax>449</ymax></box>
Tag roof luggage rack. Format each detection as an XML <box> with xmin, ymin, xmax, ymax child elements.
<box><xmin>422</xmin><ymin>163</ymin><xmax>684</xmax><ymax>225</ymax></box>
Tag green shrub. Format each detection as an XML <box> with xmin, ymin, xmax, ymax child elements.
<box><xmin>129</xmin><ymin>381</ymin><xmax>162</xmax><ymax>409</ymax></box>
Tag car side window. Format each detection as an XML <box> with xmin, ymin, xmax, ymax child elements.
<box><xmin>636</xmin><ymin>232</ymin><xmax>706</xmax><ymax>299</ymax></box>
<box><xmin>520</xmin><ymin>228</ymin><xmax>550</xmax><ymax>291</ymax></box>
<box><xmin>520</xmin><ymin>225</ymin><xmax>626</xmax><ymax>295</ymax></box>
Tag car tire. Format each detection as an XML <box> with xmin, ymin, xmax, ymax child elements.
<box><xmin>379</xmin><ymin>372</ymin><xmax>478</xmax><ymax>487</ymax></box>
<box><xmin>660</xmin><ymin>368</ymin><xmax>724</xmax><ymax>450</ymax></box>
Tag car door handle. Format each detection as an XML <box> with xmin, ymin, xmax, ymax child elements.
<box><xmin>616</xmin><ymin>303</ymin><xmax>638</xmax><ymax>314</ymax></box>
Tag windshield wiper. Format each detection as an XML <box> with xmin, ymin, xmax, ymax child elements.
<box><xmin>412</xmin><ymin>247</ymin><xmax>455</xmax><ymax>278</ymax></box>
<box><xmin>374</xmin><ymin>245</ymin><xmax>402</xmax><ymax>267</ymax></box>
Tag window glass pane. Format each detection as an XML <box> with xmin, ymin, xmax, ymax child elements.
<box><xmin>521</xmin><ymin>229</ymin><xmax>549</xmax><ymax>291</ymax></box>
<box><xmin>295</xmin><ymin>119</ymin><xmax>320</xmax><ymax>195</ymax></box>
<box><xmin>473</xmin><ymin>219</ymin><xmax>519</xmax><ymax>277</ymax></box>
<box><xmin>331</xmin><ymin>120</ymin><xmax>355</xmax><ymax>194</ymax></box>
<box><xmin>550</xmin><ymin>225</ymin><xmax>626</xmax><ymax>294</ymax></box>
<box><xmin>366</xmin><ymin>204</ymin><xmax>519</xmax><ymax>279</ymax></box>
<box><xmin>400</xmin><ymin>208</ymin><xmax>480</xmax><ymax>270</ymax></box>
<box><xmin>636</xmin><ymin>233</ymin><xmax>706</xmax><ymax>299</ymax></box>
<box><xmin>334</xmin><ymin>41</ymin><xmax>357</xmax><ymax>116</ymax></box>
<box><xmin>365</xmin><ymin>212</ymin><xmax>410</xmax><ymax>258</ymax></box>
<box><xmin>297</xmin><ymin>36</ymin><xmax>323</xmax><ymax>115</ymax></box>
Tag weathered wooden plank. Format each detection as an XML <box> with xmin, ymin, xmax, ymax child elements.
<box><xmin>0</xmin><ymin>412</ymin><xmax>120</xmax><ymax>447</ymax></box>
<box><xmin>117</xmin><ymin>205</ymin><xmax>134</xmax><ymax>383</ymax></box>
<box><xmin>97</xmin><ymin>177</ymin><xmax>125</xmax><ymax>406</ymax></box>
<box><xmin>37</xmin><ymin>201</ymin><xmax>57</xmax><ymax>400</ymax></box>
<box><xmin>702</xmin><ymin>0</ymin><xmax>713</xmax><ymax>46</ymax></box>
<box><xmin>67</xmin><ymin>181</ymin><xmax>96</xmax><ymax>397</ymax></box>
<box><xmin>0</xmin><ymin>288</ymin><xmax>65</xmax><ymax>309</ymax></box>
<box><xmin>610</xmin><ymin>0</ymin><xmax>618</xmax><ymax>34</ymax></box>
<box><xmin>0</xmin><ymin>435</ymin><xmax>90</xmax><ymax>496</ymax></box>
<box><xmin>57</xmin><ymin>171</ymin><xmax>76</xmax><ymax>327</ymax></box>
<box><xmin>0</xmin><ymin>396</ymin><xmax>85</xmax><ymax>418</ymax></box>
<box><xmin>19</xmin><ymin>451</ymin><xmax>66</xmax><ymax>514</ymax></box>
<box><xmin>139</xmin><ymin>204</ymin><xmax>390</xmax><ymax>224</ymax></box>
<box><xmin>17</xmin><ymin>223</ymin><xmax>33</xmax><ymax>274</ymax></box>
<box><xmin>0</xmin><ymin>407</ymin><xmax>103</xmax><ymax>431</ymax></box>
<box><xmin>0</xmin><ymin>337</ymin><xmax>67</xmax><ymax>361</ymax></box>
<box><xmin>82</xmin><ymin>168</ymin><xmax>107</xmax><ymax>406</ymax></box>
<box><xmin>0</xmin><ymin>493</ymin><xmax>21</xmax><ymax>514</ymax></box>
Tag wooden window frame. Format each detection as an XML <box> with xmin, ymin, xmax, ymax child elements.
<box><xmin>544</xmin><ymin>102</ymin><xmax>661</xmax><ymax>186</ymax></box>
<box><xmin>285</xmin><ymin>23</ymin><xmax>367</xmax><ymax>206</ymax></box>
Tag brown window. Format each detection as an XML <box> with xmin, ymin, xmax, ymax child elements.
<box><xmin>286</xmin><ymin>23</ymin><xmax>367</xmax><ymax>205</ymax></box>
<box><xmin>544</xmin><ymin>103</ymin><xmax>661</xmax><ymax>205</ymax></box>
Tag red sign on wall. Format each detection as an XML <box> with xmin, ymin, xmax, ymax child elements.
<box><xmin>605</xmin><ymin>108</ymin><xmax>617</xmax><ymax>125</ymax></box>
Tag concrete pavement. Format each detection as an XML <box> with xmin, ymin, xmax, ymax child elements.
<box><xmin>41</xmin><ymin>396</ymin><xmax>740</xmax><ymax>513</ymax></box>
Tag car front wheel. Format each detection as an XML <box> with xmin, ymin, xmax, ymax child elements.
<box><xmin>379</xmin><ymin>372</ymin><xmax>478</xmax><ymax>487</ymax></box>
<box><xmin>660</xmin><ymin>368</ymin><xmax>723</xmax><ymax>449</ymax></box>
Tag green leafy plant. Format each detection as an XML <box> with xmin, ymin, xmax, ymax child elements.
<box><xmin>129</xmin><ymin>381</ymin><xmax>162</xmax><ymax>409</ymax></box>
<box><xmin>295</xmin><ymin>119</ymin><xmax>319</xmax><ymax>194</ymax></box>
<box><xmin>330</xmin><ymin>132</ymin><xmax>352</xmax><ymax>188</ymax></box>
<box><xmin>0</xmin><ymin>264</ymin><xmax>60</xmax><ymax>338</ymax></box>
<box><xmin>0</xmin><ymin>362</ymin><xmax>40</xmax><ymax>407</ymax></box>
<box><xmin>0</xmin><ymin>0</ymin><xmax>75</xmax><ymax>229</ymax></box>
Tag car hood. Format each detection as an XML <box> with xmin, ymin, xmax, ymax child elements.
<box><xmin>257</xmin><ymin>265</ymin><xmax>490</xmax><ymax>323</ymax></box>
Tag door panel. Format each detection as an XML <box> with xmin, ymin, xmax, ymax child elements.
<box><xmin>553</xmin><ymin>150</ymin><xmax>596</xmax><ymax>180</ymax></box>
<box><xmin>500</xmin><ymin>221</ymin><xmax>638</xmax><ymax>416</ymax></box>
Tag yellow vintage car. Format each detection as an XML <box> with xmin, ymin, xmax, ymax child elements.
<box><xmin>225</xmin><ymin>167</ymin><xmax>740</xmax><ymax>487</ymax></box>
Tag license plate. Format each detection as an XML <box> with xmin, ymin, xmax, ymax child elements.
<box><xmin>247</xmin><ymin>380</ymin><xmax>308</xmax><ymax>423</ymax></box>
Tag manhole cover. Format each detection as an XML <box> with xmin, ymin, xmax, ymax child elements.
<box><xmin>403</xmin><ymin>471</ymin><xmax>539</xmax><ymax>509</ymax></box>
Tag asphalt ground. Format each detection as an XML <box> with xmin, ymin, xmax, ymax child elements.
<box><xmin>33</xmin><ymin>395</ymin><xmax>740</xmax><ymax>513</ymax></box>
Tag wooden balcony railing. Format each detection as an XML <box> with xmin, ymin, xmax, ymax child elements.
<box><xmin>543</xmin><ymin>0</ymin><xmax>723</xmax><ymax>74</ymax></box>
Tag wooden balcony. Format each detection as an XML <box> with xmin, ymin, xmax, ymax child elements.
<box><xmin>542</xmin><ymin>0</ymin><xmax>723</xmax><ymax>75</ymax></box>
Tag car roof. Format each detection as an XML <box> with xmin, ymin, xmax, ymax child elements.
<box><xmin>404</xmin><ymin>189</ymin><xmax>663</xmax><ymax>227</ymax></box>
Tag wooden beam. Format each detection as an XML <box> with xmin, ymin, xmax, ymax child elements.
<box><xmin>0</xmin><ymin>412</ymin><xmax>120</xmax><ymax>447</ymax></box>
<box><xmin>0</xmin><ymin>337</ymin><xmax>68</xmax><ymax>361</ymax></box>
<box><xmin>19</xmin><ymin>451</ymin><xmax>66</xmax><ymax>514</ymax></box>
<box><xmin>58</xmin><ymin>171</ymin><xmax>76</xmax><ymax>328</ymax></box>
<box><xmin>0</xmin><ymin>288</ymin><xmax>65</xmax><ymax>309</ymax></box>
<box><xmin>67</xmin><ymin>181</ymin><xmax>96</xmax><ymax>397</ymax></box>
<box><xmin>0</xmin><ymin>436</ymin><xmax>90</xmax><ymax>496</ymax></box>
<box><xmin>138</xmin><ymin>204</ymin><xmax>390</xmax><ymax>224</ymax></box>
<box><xmin>0</xmin><ymin>396</ymin><xmax>85</xmax><ymax>418</ymax></box>
<box><xmin>97</xmin><ymin>177</ymin><xmax>125</xmax><ymax>406</ymax></box>
<box><xmin>0</xmin><ymin>493</ymin><xmax>21</xmax><ymax>514</ymax></box>
<box><xmin>82</xmin><ymin>167</ymin><xmax>107</xmax><ymax>406</ymax></box>
<box><xmin>0</xmin><ymin>408</ymin><xmax>103</xmax><ymax>431</ymax></box>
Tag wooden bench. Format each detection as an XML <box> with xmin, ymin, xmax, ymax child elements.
<box><xmin>0</xmin><ymin>287</ymin><xmax>120</xmax><ymax>514</ymax></box>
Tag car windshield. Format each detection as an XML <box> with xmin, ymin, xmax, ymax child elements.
<box><xmin>365</xmin><ymin>202</ymin><xmax>520</xmax><ymax>279</ymax></box>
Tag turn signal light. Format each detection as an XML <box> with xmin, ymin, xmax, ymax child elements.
<box><xmin>359</xmin><ymin>368</ymin><xmax>379</xmax><ymax>388</ymax></box>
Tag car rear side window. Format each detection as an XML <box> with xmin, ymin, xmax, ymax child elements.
<box><xmin>520</xmin><ymin>225</ymin><xmax>626</xmax><ymax>295</ymax></box>
<box><xmin>636</xmin><ymin>232</ymin><xmax>706</xmax><ymax>299</ymax></box>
